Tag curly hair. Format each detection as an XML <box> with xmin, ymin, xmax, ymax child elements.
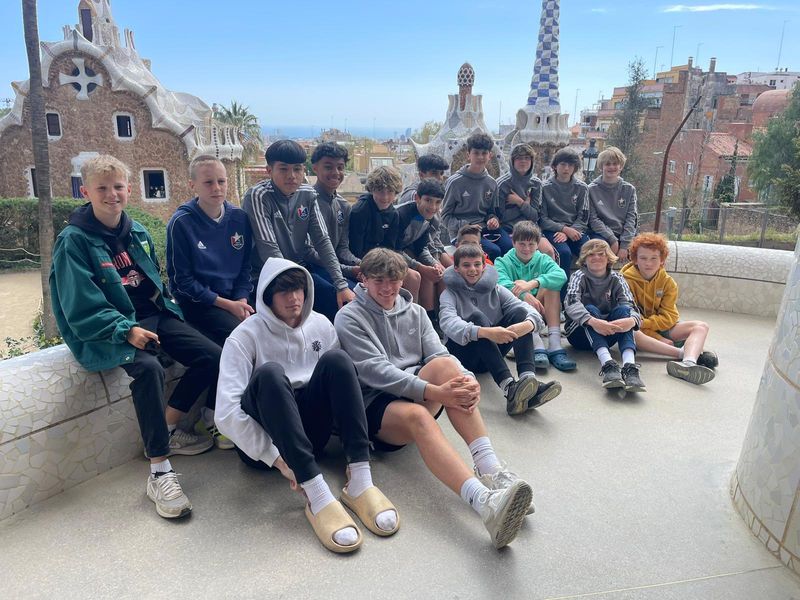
<box><xmin>360</xmin><ymin>247</ymin><xmax>408</xmax><ymax>280</ymax></box>
<box><xmin>365</xmin><ymin>165</ymin><xmax>402</xmax><ymax>193</ymax></box>
<box><xmin>629</xmin><ymin>233</ymin><xmax>669</xmax><ymax>262</ymax></box>
<box><xmin>576</xmin><ymin>238</ymin><xmax>618</xmax><ymax>267</ymax></box>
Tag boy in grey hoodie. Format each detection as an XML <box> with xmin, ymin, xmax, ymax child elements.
<box><xmin>441</xmin><ymin>132</ymin><xmax>511</xmax><ymax>261</ymax></box>
<box><xmin>587</xmin><ymin>146</ymin><xmax>639</xmax><ymax>263</ymax></box>
<box><xmin>439</xmin><ymin>244</ymin><xmax>562</xmax><ymax>416</ymax></box>
<box><xmin>335</xmin><ymin>248</ymin><xmax>533</xmax><ymax>550</ymax></box>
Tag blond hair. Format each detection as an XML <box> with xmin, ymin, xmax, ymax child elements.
<box><xmin>360</xmin><ymin>247</ymin><xmax>408</xmax><ymax>280</ymax></box>
<box><xmin>597</xmin><ymin>146</ymin><xmax>627</xmax><ymax>170</ymax></box>
<box><xmin>189</xmin><ymin>154</ymin><xmax>224</xmax><ymax>179</ymax></box>
<box><xmin>80</xmin><ymin>155</ymin><xmax>131</xmax><ymax>185</ymax></box>
<box><xmin>365</xmin><ymin>165</ymin><xmax>402</xmax><ymax>194</ymax></box>
<box><xmin>576</xmin><ymin>238</ymin><xmax>618</xmax><ymax>266</ymax></box>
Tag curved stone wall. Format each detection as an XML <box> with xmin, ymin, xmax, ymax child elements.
<box><xmin>731</xmin><ymin>236</ymin><xmax>800</xmax><ymax>575</ymax></box>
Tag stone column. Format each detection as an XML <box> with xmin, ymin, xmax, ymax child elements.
<box><xmin>731</xmin><ymin>236</ymin><xmax>800</xmax><ymax>575</ymax></box>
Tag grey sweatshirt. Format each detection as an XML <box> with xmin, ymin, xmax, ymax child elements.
<box><xmin>334</xmin><ymin>284</ymin><xmax>470</xmax><ymax>408</ymax></box>
<box><xmin>540</xmin><ymin>177</ymin><xmax>589</xmax><ymax>234</ymax></box>
<box><xmin>496</xmin><ymin>147</ymin><xmax>543</xmax><ymax>229</ymax></box>
<box><xmin>397</xmin><ymin>183</ymin><xmax>417</xmax><ymax>206</ymax></box>
<box><xmin>441</xmin><ymin>165</ymin><xmax>498</xmax><ymax>239</ymax></box>
<box><xmin>563</xmin><ymin>265</ymin><xmax>641</xmax><ymax>337</ymax></box>
<box><xmin>439</xmin><ymin>265</ymin><xmax>545</xmax><ymax>346</ymax></box>
<box><xmin>308</xmin><ymin>183</ymin><xmax>360</xmax><ymax>279</ymax></box>
<box><xmin>587</xmin><ymin>177</ymin><xmax>638</xmax><ymax>249</ymax></box>
<box><xmin>242</xmin><ymin>179</ymin><xmax>347</xmax><ymax>290</ymax></box>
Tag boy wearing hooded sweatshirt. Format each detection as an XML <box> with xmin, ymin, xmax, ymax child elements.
<box><xmin>51</xmin><ymin>155</ymin><xmax>218</xmax><ymax>520</ymax></box>
<box><xmin>620</xmin><ymin>233</ymin><xmax>717</xmax><ymax>385</ymax></box>
<box><xmin>495</xmin><ymin>143</ymin><xmax>556</xmax><ymax>260</ymax></box>
<box><xmin>587</xmin><ymin>146</ymin><xmax>639</xmax><ymax>263</ymax></box>
<box><xmin>564</xmin><ymin>239</ymin><xmax>646</xmax><ymax>392</ymax></box>
<box><xmin>441</xmin><ymin>132</ymin><xmax>511</xmax><ymax>261</ymax></box>
<box><xmin>335</xmin><ymin>248</ymin><xmax>533</xmax><ymax>550</ymax></box>
<box><xmin>215</xmin><ymin>258</ymin><xmax>399</xmax><ymax>554</ymax></box>
<box><xmin>439</xmin><ymin>243</ymin><xmax>563</xmax><ymax>416</ymax></box>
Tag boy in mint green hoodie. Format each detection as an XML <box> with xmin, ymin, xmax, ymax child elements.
<box><xmin>495</xmin><ymin>221</ymin><xmax>575</xmax><ymax>372</ymax></box>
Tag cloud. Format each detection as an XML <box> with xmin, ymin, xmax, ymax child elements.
<box><xmin>662</xmin><ymin>3</ymin><xmax>774</xmax><ymax>11</ymax></box>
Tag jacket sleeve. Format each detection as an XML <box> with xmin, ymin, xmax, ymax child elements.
<box><xmin>337</xmin><ymin>203</ymin><xmax>361</xmax><ymax>266</ymax></box>
<box><xmin>498</xmin><ymin>286</ymin><xmax>544</xmax><ymax>332</ymax></box>
<box><xmin>348</xmin><ymin>204</ymin><xmax>368</xmax><ymax>259</ymax></box>
<box><xmin>232</xmin><ymin>218</ymin><xmax>253</xmax><ymax>300</ymax></box>
<box><xmin>564</xmin><ymin>270</ymin><xmax>592</xmax><ymax>325</ymax></box>
<box><xmin>619</xmin><ymin>188</ymin><xmax>639</xmax><ymax>249</ymax></box>
<box><xmin>494</xmin><ymin>255</ymin><xmax>517</xmax><ymax>292</ymax></box>
<box><xmin>587</xmin><ymin>189</ymin><xmax>616</xmax><ymax>242</ymax></box>
<box><xmin>335</xmin><ymin>310</ymin><xmax>429</xmax><ymax>402</ymax></box>
<box><xmin>438</xmin><ymin>290</ymin><xmax>479</xmax><ymax>345</ymax></box>
<box><xmin>308</xmin><ymin>197</ymin><xmax>347</xmax><ymax>290</ymax></box>
<box><xmin>214</xmin><ymin>338</ymin><xmax>280</xmax><ymax>466</ymax></box>
<box><xmin>536</xmin><ymin>254</ymin><xmax>568</xmax><ymax>291</ymax></box>
<box><xmin>538</xmin><ymin>187</ymin><xmax>562</xmax><ymax>233</ymax></box>
<box><xmin>410</xmin><ymin>228</ymin><xmax>437</xmax><ymax>266</ymax></box>
<box><xmin>242</xmin><ymin>188</ymin><xmax>285</xmax><ymax>262</ymax></box>
<box><xmin>573</xmin><ymin>186</ymin><xmax>590</xmax><ymax>233</ymax></box>
<box><xmin>440</xmin><ymin>178</ymin><xmax>461</xmax><ymax>237</ymax></box>
<box><xmin>166</xmin><ymin>214</ymin><xmax>217</xmax><ymax>305</ymax></box>
<box><xmin>485</xmin><ymin>183</ymin><xmax>500</xmax><ymax>222</ymax></box>
<box><xmin>52</xmin><ymin>234</ymin><xmax>137</xmax><ymax>345</ymax></box>
<box><xmin>642</xmin><ymin>277</ymin><xmax>679</xmax><ymax>332</ymax></box>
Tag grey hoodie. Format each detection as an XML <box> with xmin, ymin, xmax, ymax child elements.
<box><xmin>563</xmin><ymin>265</ymin><xmax>641</xmax><ymax>337</ymax></box>
<box><xmin>495</xmin><ymin>145</ymin><xmax>543</xmax><ymax>229</ymax></box>
<box><xmin>540</xmin><ymin>177</ymin><xmax>590</xmax><ymax>234</ymax></box>
<box><xmin>587</xmin><ymin>176</ymin><xmax>638</xmax><ymax>249</ymax></box>
<box><xmin>335</xmin><ymin>284</ymin><xmax>469</xmax><ymax>408</ymax></box>
<box><xmin>439</xmin><ymin>265</ymin><xmax>545</xmax><ymax>346</ymax></box>
<box><xmin>441</xmin><ymin>165</ymin><xmax>498</xmax><ymax>239</ymax></box>
<box><xmin>215</xmin><ymin>258</ymin><xmax>339</xmax><ymax>466</ymax></box>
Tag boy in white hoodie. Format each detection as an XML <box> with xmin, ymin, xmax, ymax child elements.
<box><xmin>215</xmin><ymin>258</ymin><xmax>398</xmax><ymax>554</ymax></box>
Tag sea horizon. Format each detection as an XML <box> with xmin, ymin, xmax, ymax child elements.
<box><xmin>261</xmin><ymin>124</ymin><xmax>414</xmax><ymax>141</ymax></box>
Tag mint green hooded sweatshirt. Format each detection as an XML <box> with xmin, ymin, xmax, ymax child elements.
<box><xmin>494</xmin><ymin>248</ymin><xmax>567</xmax><ymax>299</ymax></box>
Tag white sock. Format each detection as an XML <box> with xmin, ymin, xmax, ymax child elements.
<box><xmin>622</xmin><ymin>349</ymin><xmax>635</xmax><ymax>366</ymax></box>
<box><xmin>346</xmin><ymin>462</ymin><xmax>397</xmax><ymax>532</ymax></box>
<box><xmin>167</xmin><ymin>423</ymin><xmax>177</xmax><ymax>434</ymax></box>
<box><xmin>677</xmin><ymin>347</ymin><xmax>685</xmax><ymax>360</ymax></box>
<box><xmin>460</xmin><ymin>477</ymin><xmax>490</xmax><ymax>515</ymax></box>
<box><xmin>469</xmin><ymin>437</ymin><xmax>501</xmax><ymax>477</ymax></box>
<box><xmin>150</xmin><ymin>459</ymin><xmax>173</xmax><ymax>475</ymax></box>
<box><xmin>302</xmin><ymin>474</ymin><xmax>358</xmax><ymax>547</ymax></box>
<box><xmin>548</xmin><ymin>327</ymin><xmax>562</xmax><ymax>350</ymax></box>
<box><xmin>596</xmin><ymin>347</ymin><xmax>612</xmax><ymax>365</ymax></box>
<box><xmin>202</xmin><ymin>407</ymin><xmax>215</xmax><ymax>428</ymax></box>
<box><xmin>532</xmin><ymin>333</ymin><xmax>546</xmax><ymax>351</ymax></box>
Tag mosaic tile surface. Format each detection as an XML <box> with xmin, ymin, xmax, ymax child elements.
<box><xmin>671</xmin><ymin>273</ymin><xmax>785</xmax><ymax>317</ymax></box>
<box><xmin>671</xmin><ymin>241</ymin><xmax>793</xmax><ymax>283</ymax></box>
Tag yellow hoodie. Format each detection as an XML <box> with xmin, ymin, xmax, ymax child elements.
<box><xmin>620</xmin><ymin>262</ymin><xmax>679</xmax><ymax>338</ymax></box>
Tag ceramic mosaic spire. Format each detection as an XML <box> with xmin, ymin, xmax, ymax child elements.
<box><xmin>528</xmin><ymin>0</ymin><xmax>561</xmax><ymax>109</ymax></box>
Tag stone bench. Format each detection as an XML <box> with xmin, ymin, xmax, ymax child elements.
<box><xmin>0</xmin><ymin>241</ymin><xmax>794</xmax><ymax>522</ymax></box>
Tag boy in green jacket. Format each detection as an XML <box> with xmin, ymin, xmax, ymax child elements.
<box><xmin>495</xmin><ymin>221</ymin><xmax>575</xmax><ymax>372</ymax></box>
<box><xmin>50</xmin><ymin>155</ymin><xmax>220</xmax><ymax>519</ymax></box>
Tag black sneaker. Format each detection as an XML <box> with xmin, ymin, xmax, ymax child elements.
<box><xmin>527</xmin><ymin>380</ymin><xmax>562</xmax><ymax>410</ymax></box>
<box><xmin>599</xmin><ymin>360</ymin><xmax>624</xmax><ymax>389</ymax></box>
<box><xmin>621</xmin><ymin>363</ymin><xmax>647</xmax><ymax>392</ymax></box>
<box><xmin>696</xmin><ymin>350</ymin><xmax>719</xmax><ymax>369</ymax></box>
<box><xmin>504</xmin><ymin>374</ymin><xmax>539</xmax><ymax>416</ymax></box>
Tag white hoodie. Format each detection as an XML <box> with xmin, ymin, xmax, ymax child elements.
<box><xmin>214</xmin><ymin>258</ymin><xmax>339</xmax><ymax>466</ymax></box>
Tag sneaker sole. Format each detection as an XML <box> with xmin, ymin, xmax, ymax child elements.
<box><xmin>507</xmin><ymin>378</ymin><xmax>540</xmax><ymax>416</ymax></box>
<box><xmin>491</xmin><ymin>481</ymin><xmax>533</xmax><ymax>549</ymax></box>
<box><xmin>146</xmin><ymin>489</ymin><xmax>192</xmax><ymax>519</ymax></box>
<box><xmin>169</xmin><ymin>438</ymin><xmax>214</xmax><ymax>456</ymax></box>
<box><xmin>667</xmin><ymin>362</ymin><xmax>715</xmax><ymax>385</ymax></box>
<box><xmin>528</xmin><ymin>381</ymin><xmax>562</xmax><ymax>410</ymax></box>
<box><xmin>602</xmin><ymin>378</ymin><xmax>625</xmax><ymax>389</ymax></box>
<box><xmin>623</xmin><ymin>383</ymin><xmax>647</xmax><ymax>393</ymax></box>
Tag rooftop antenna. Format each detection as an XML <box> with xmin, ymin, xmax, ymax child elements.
<box><xmin>776</xmin><ymin>20</ymin><xmax>789</xmax><ymax>70</ymax></box>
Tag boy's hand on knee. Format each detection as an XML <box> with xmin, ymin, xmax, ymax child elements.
<box><xmin>512</xmin><ymin>279</ymin><xmax>537</xmax><ymax>296</ymax></box>
<box><xmin>526</xmin><ymin>295</ymin><xmax>545</xmax><ymax>315</ymax></box>
<box><xmin>588</xmin><ymin>318</ymin><xmax>618</xmax><ymax>337</ymax></box>
<box><xmin>126</xmin><ymin>326</ymin><xmax>159</xmax><ymax>350</ymax></box>
<box><xmin>507</xmin><ymin>321</ymin><xmax>534</xmax><ymax>337</ymax></box>
<box><xmin>486</xmin><ymin>217</ymin><xmax>500</xmax><ymax>230</ymax></box>
<box><xmin>478</xmin><ymin>326</ymin><xmax>518</xmax><ymax>344</ymax></box>
<box><xmin>419</xmin><ymin>264</ymin><xmax>442</xmax><ymax>282</ymax></box>
<box><xmin>553</xmin><ymin>231</ymin><xmax>567</xmax><ymax>243</ymax></box>
<box><xmin>427</xmin><ymin>376</ymin><xmax>481</xmax><ymax>412</ymax></box>
<box><xmin>609</xmin><ymin>317</ymin><xmax>636</xmax><ymax>332</ymax></box>
<box><xmin>617</xmin><ymin>248</ymin><xmax>629</xmax><ymax>262</ymax></box>
<box><xmin>563</xmin><ymin>226</ymin><xmax>581</xmax><ymax>242</ymax></box>
<box><xmin>337</xmin><ymin>288</ymin><xmax>356</xmax><ymax>308</ymax></box>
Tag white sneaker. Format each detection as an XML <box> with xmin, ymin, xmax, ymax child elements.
<box><xmin>475</xmin><ymin>479</ymin><xmax>532</xmax><ymax>549</ymax></box>
<box><xmin>476</xmin><ymin>464</ymin><xmax>536</xmax><ymax>515</ymax></box>
<box><xmin>146</xmin><ymin>471</ymin><xmax>192</xmax><ymax>519</ymax></box>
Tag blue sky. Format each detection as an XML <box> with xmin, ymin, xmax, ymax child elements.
<box><xmin>0</xmin><ymin>1</ymin><xmax>797</xmax><ymax>136</ymax></box>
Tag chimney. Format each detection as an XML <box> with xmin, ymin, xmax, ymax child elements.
<box><xmin>709</xmin><ymin>57</ymin><xmax>717</xmax><ymax>73</ymax></box>
<box><xmin>688</xmin><ymin>56</ymin><xmax>693</xmax><ymax>70</ymax></box>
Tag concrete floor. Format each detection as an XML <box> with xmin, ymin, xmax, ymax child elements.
<box><xmin>1</xmin><ymin>308</ymin><xmax>799</xmax><ymax>600</ymax></box>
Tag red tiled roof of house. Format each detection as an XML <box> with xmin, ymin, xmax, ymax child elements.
<box><xmin>707</xmin><ymin>133</ymin><xmax>753</xmax><ymax>157</ymax></box>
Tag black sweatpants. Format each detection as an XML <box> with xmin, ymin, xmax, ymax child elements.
<box><xmin>239</xmin><ymin>349</ymin><xmax>370</xmax><ymax>483</ymax></box>
<box><xmin>446</xmin><ymin>304</ymin><xmax>536</xmax><ymax>386</ymax></box>
<box><xmin>181</xmin><ymin>301</ymin><xmax>242</xmax><ymax>347</ymax></box>
<box><xmin>121</xmin><ymin>312</ymin><xmax>221</xmax><ymax>459</ymax></box>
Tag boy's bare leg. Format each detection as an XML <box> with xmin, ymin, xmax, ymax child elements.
<box><xmin>439</xmin><ymin>253</ymin><xmax>454</xmax><ymax>268</ymax></box>
<box><xmin>164</xmin><ymin>406</ymin><xmax>184</xmax><ymax>426</ymax></box>
<box><xmin>539</xmin><ymin>288</ymin><xmax>561</xmax><ymax>329</ymax></box>
<box><xmin>418</xmin><ymin>276</ymin><xmax>435</xmax><ymax>311</ymax></box>
<box><xmin>633</xmin><ymin>330</ymin><xmax>682</xmax><ymax>358</ymax></box>
<box><xmin>668</xmin><ymin>320</ymin><xmax>710</xmax><ymax>362</ymax></box>
<box><xmin>403</xmin><ymin>269</ymin><xmax>421</xmax><ymax>303</ymax></box>
<box><xmin>538</xmin><ymin>237</ymin><xmax>557</xmax><ymax>260</ymax></box>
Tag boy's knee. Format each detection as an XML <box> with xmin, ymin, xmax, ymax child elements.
<box><xmin>507</xmin><ymin>304</ymin><xmax>531</xmax><ymax>323</ymax></box>
<box><xmin>609</xmin><ymin>306</ymin><xmax>631</xmax><ymax>319</ymax></box>
<box><xmin>252</xmin><ymin>361</ymin><xmax>287</xmax><ymax>384</ymax></box>
<box><xmin>406</xmin><ymin>403</ymin><xmax>438</xmax><ymax>437</ymax></box>
<box><xmin>584</xmin><ymin>304</ymin><xmax>602</xmax><ymax>317</ymax></box>
<box><xmin>426</xmin><ymin>355</ymin><xmax>463</xmax><ymax>378</ymax></box>
<box><xmin>469</xmin><ymin>312</ymin><xmax>493</xmax><ymax>327</ymax></box>
<box><xmin>318</xmin><ymin>348</ymin><xmax>354</xmax><ymax>372</ymax></box>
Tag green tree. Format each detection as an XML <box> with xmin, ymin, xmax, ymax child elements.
<box><xmin>606</xmin><ymin>58</ymin><xmax>649</xmax><ymax>166</ymax></box>
<box><xmin>411</xmin><ymin>120</ymin><xmax>442</xmax><ymax>144</ymax></box>
<box><xmin>213</xmin><ymin>101</ymin><xmax>264</xmax><ymax>201</ymax></box>
<box><xmin>22</xmin><ymin>0</ymin><xmax>57</xmax><ymax>338</ymax></box>
<box><xmin>748</xmin><ymin>85</ymin><xmax>800</xmax><ymax>216</ymax></box>
<box><xmin>714</xmin><ymin>142</ymin><xmax>739</xmax><ymax>204</ymax></box>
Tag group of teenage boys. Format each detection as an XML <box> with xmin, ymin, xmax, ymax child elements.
<box><xmin>49</xmin><ymin>131</ymin><xmax>718</xmax><ymax>555</ymax></box>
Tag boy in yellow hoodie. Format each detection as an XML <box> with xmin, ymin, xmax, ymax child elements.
<box><xmin>621</xmin><ymin>233</ymin><xmax>718</xmax><ymax>385</ymax></box>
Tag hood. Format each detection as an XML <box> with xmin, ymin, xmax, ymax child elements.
<box><xmin>620</xmin><ymin>262</ymin><xmax>646</xmax><ymax>284</ymax></box>
<box><xmin>508</xmin><ymin>144</ymin><xmax>534</xmax><ymax>181</ymax></box>
<box><xmin>353</xmin><ymin>281</ymin><xmax>414</xmax><ymax>317</ymax></box>
<box><xmin>255</xmin><ymin>258</ymin><xmax>315</xmax><ymax>332</ymax></box>
<box><xmin>590</xmin><ymin>176</ymin><xmax>627</xmax><ymax>190</ymax></box>
<box><xmin>68</xmin><ymin>202</ymin><xmax>132</xmax><ymax>254</ymax></box>
<box><xmin>456</xmin><ymin>164</ymin><xmax>489</xmax><ymax>180</ymax></box>
<box><xmin>443</xmin><ymin>264</ymin><xmax>499</xmax><ymax>294</ymax></box>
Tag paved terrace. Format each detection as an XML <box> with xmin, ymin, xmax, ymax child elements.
<box><xmin>2</xmin><ymin>307</ymin><xmax>799</xmax><ymax>599</ymax></box>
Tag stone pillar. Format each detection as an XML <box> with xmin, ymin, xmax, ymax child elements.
<box><xmin>731</xmin><ymin>236</ymin><xmax>800</xmax><ymax>575</ymax></box>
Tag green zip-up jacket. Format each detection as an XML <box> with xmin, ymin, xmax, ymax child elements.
<box><xmin>494</xmin><ymin>248</ymin><xmax>567</xmax><ymax>299</ymax></box>
<box><xmin>50</xmin><ymin>219</ymin><xmax>183</xmax><ymax>372</ymax></box>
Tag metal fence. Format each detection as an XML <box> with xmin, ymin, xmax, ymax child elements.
<box><xmin>639</xmin><ymin>204</ymin><xmax>799</xmax><ymax>248</ymax></box>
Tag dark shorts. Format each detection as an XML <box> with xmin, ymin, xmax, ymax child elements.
<box><xmin>365</xmin><ymin>382</ymin><xmax>445</xmax><ymax>452</ymax></box>
<box><xmin>657</xmin><ymin>325</ymin><xmax>685</xmax><ymax>348</ymax></box>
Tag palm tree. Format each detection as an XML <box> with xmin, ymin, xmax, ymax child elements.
<box><xmin>213</xmin><ymin>101</ymin><xmax>264</xmax><ymax>201</ymax></box>
<box><xmin>22</xmin><ymin>0</ymin><xmax>57</xmax><ymax>338</ymax></box>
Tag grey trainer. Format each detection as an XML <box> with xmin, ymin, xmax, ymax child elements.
<box><xmin>621</xmin><ymin>363</ymin><xmax>647</xmax><ymax>392</ymax></box>
<box><xmin>476</xmin><ymin>479</ymin><xmax>533</xmax><ymax>549</ymax></box>
<box><xmin>146</xmin><ymin>471</ymin><xmax>192</xmax><ymax>519</ymax></box>
<box><xmin>504</xmin><ymin>373</ymin><xmax>539</xmax><ymax>416</ymax></box>
<box><xmin>527</xmin><ymin>380</ymin><xmax>562</xmax><ymax>410</ymax></box>
<box><xmin>696</xmin><ymin>350</ymin><xmax>719</xmax><ymax>369</ymax></box>
<box><xmin>599</xmin><ymin>360</ymin><xmax>624</xmax><ymax>389</ymax></box>
<box><xmin>667</xmin><ymin>360</ymin><xmax>715</xmax><ymax>385</ymax></box>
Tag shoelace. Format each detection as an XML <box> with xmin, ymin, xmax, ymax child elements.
<box><xmin>155</xmin><ymin>471</ymin><xmax>184</xmax><ymax>500</ymax></box>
